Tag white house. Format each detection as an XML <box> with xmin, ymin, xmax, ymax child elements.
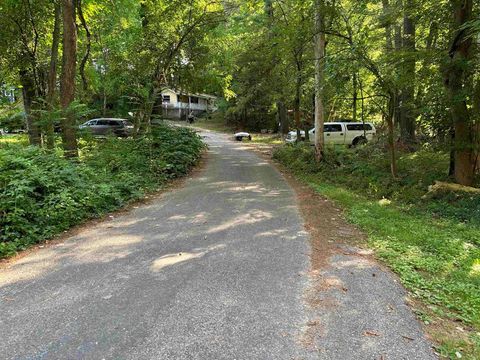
<box><xmin>159</xmin><ymin>88</ymin><xmax>217</xmax><ymax>119</ymax></box>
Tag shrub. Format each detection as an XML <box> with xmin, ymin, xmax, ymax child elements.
<box><xmin>273</xmin><ymin>142</ymin><xmax>479</xmax><ymax>224</ymax></box>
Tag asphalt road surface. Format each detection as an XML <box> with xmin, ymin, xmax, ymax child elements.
<box><xmin>0</xmin><ymin>130</ymin><xmax>436</xmax><ymax>359</ymax></box>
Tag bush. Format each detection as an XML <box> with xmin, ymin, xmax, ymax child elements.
<box><xmin>273</xmin><ymin>142</ymin><xmax>479</xmax><ymax>224</ymax></box>
<box><xmin>0</xmin><ymin>124</ymin><xmax>205</xmax><ymax>258</ymax></box>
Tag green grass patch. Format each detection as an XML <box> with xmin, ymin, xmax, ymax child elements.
<box><xmin>250</xmin><ymin>133</ymin><xmax>283</xmax><ymax>145</ymax></box>
<box><xmin>0</xmin><ymin>124</ymin><xmax>205</xmax><ymax>259</ymax></box>
<box><xmin>0</xmin><ymin>134</ymin><xmax>29</xmax><ymax>147</ymax></box>
<box><xmin>194</xmin><ymin>112</ymin><xmax>236</xmax><ymax>133</ymax></box>
<box><xmin>274</xmin><ymin>143</ymin><xmax>480</xmax><ymax>359</ymax></box>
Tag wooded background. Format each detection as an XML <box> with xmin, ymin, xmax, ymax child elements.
<box><xmin>0</xmin><ymin>0</ymin><xmax>479</xmax><ymax>186</ymax></box>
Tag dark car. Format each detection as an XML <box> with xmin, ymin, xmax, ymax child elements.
<box><xmin>79</xmin><ymin>118</ymin><xmax>134</xmax><ymax>137</ymax></box>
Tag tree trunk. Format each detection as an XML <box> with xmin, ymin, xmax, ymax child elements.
<box><xmin>382</xmin><ymin>0</ymin><xmax>393</xmax><ymax>50</ymax></box>
<box><xmin>60</xmin><ymin>0</ymin><xmax>78</xmax><ymax>158</ymax></box>
<box><xmin>265</xmin><ymin>0</ymin><xmax>289</xmax><ymax>138</ymax></box>
<box><xmin>449</xmin><ymin>129</ymin><xmax>456</xmax><ymax>176</ymax></box>
<box><xmin>264</xmin><ymin>0</ymin><xmax>273</xmax><ymax>18</ymax></box>
<box><xmin>352</xmin><ymin>72</ymin><xmax>358</xmax><ymax>122</ymax></box>
<box><xmin>77</xmin><ymin>0</ymin><xmax>91</xmax><ymax>92</ymax></box>
<box><xmin>399</xmin><ymin>0</ymin><xmax>416</xmax><ymax>143</ymax></box>
<box><xmin>416</xmin><ymin>21</ymin><xmax>437</xmax><ymax>122</ymax></box>
<box><xmin>388</xmin><ymin>92</ymin><xmax>398</xmax><ymax>178</ymax></box>
<box><xmin>294</xmin><ymin>63</ymin><xmax>302</xmax><ymax>142</ymax></box>
<box><xmin>46</xmin><ymin>2</ymin><xmax>61</xmax><ymax>149</ymax></box>
<box><xmin>19</xmin><ymin>70</ymin><xmax>41</xmax><ymax>146</ymax></box>
<box><xmin>473</xmin><ymin>80</ymin><xmax>480</xmax><ymax>174</ymax></box>
<box><xmin>383</xmin><ymin>0</ymin><xmax>399</xmax><ymax>178</ymax></box>
<box><xmin>101</xmin><ymin>46</ymin><xmax>108</xmax><ymax>116</ymax></box>
<box><xmin>314</xmin><ymin>0</ymin><xmax>326</xmax><ymax>161</ymax></box>
<box><xmin>393</xmin><ymin>10</ymin><xmax>402</xmax><ymax>130</ymax></box>
<box><xmin>139</xmin><ymin>87</ymin><xmax>157</xmax><ymax>135</ymax></box>
<box><xmin>277</xmin><ymin>101</ymin><xmax>288</xmax><ymax>135</ymax></box>
<box><xmin>445</xmin><ymin>0</ymin><xmax>474</xmax><ymax>186</ymax></box>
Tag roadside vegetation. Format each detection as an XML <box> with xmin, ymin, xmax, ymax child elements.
<box><xmin>0</xmin><ymin>124</ymin><xmax>204</xmax><ymax>259</ymax></box>
<box><xmin>274</xmin><ymin>142</ymin><xmax>480</xmax><ymax>358</ymax></box>
<box><xmin>0</xmin><ymin>135</ymin><xmax>28</xmax><ymax>146</ymax></box>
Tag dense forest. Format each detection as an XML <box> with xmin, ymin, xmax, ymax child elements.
<box><xmin>1</xmin><ymin>0</ymin><xmax>479</xmax><ymax>185</ymax></box>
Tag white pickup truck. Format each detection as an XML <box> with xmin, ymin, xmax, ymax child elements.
<box><xmin>285</xmin><ymin>122</ymin><xmax>376</xmax><ymax>146</ymax></box>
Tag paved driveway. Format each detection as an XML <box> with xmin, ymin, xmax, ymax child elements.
<box><xmin>0</xmin><ymin>130</ymin><xmax>436</xmax><ymax>359</ymax></box>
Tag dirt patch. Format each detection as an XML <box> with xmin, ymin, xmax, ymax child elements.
<box><xmin>0</xmin><ymin>151</ymin><xmax>209</xmax><ymax>269</ymax></box>
<box><xmin>299</xmin><ymin>319</ymin><xmax>325</xmax><ymax>351</ymax></box>
<box><xmin>284</xmin><ymin>172</ymin><xmax>365</xmax><ymax>269</ymax></box>
<box><xmin>244</xmin><ymin>141</ymin><xmax>365</xmax><ymax>269</ymax></box>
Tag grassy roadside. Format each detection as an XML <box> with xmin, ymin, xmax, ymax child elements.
<box><xmin>194</xmin><ymin>113</ymin><xmax>235</xmax><ymax>133</ymax></box>
<box><xmin>249</xmin><ymin>133</ymin><xmax>283</xmax><ymax>145</ymax></box>
<box><xmin>273</xmin><ymin>143</ymin><xmax>480</xmax><ymax>359</ymax></box>
<box><xmin>0</xmin><ymin>134</ymin><xmax>29</xmax><ymax>146</ymax></box>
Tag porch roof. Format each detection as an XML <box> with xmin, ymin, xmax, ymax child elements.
<box><xmin>161</xmin><ymin>87</ymin><xmax>217</xmax><ymax>100</ymax></box>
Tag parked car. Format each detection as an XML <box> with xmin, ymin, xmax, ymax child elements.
<box><xmin>285</xmin><ymin>122</ymin><xmax>376</xmax><ymax>146</ymax></box>
<box><xmin>234</xmin><ymin>132</ymin><xmax>252</xmax><ymax>141</ymax></box>
<box><xmin>79</xmin><ymin>118</ymin><xmax>134</xmax><ymax>137</ymax></box>
<box><xmin>3</xmin><ymin>128</ymin><xmax>27</xmax><ymax>134</ymax></box>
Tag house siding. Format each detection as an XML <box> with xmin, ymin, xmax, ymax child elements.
<box><xmin>159</xmin><ymin>88</ymin><xmax>216</xmax><ymax>120</ymax></box>
<box><xmin>161</xmin><ymin>89</ymin><xmax>178</xmax><ymax>105</ymax></box>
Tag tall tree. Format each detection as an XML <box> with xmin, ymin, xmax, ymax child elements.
<box><xmin>45</xmin><ymin>2</ymin><xmax>61</xmax><ymax>149</ymax></box>
<box><xmin>60</xmin><ymin>0</ymin><xmax>78</xmax><ymax>158</ymax></box>
<box><xmin>314</xmin><ymin>0</ymin><xmax>326</xmax><ymax>161</ymax></box>
<box><xmin>399</xmin><ymin>0</ymin><xmax>416</xmax><ymax>143</ymax></box>
<box><xmin>265</xmin><ymin>0</ymin><xmax>289</xmax><ymax>136</ymax></box>
<box><xmin>19</xmin><ymin>68</ymin><xmax>41</xmax><ymax>145</ymax></box>
<box><xmin>445</xmin><ymin>0</ymin><xmax>475</xmax><ymax>185</ymax></box>
<box><xmin>381</xmin><ymin>0</ymin><xmax>399</xmax><ymax>177</ymax></box>
<box><xmin>77</xmin><ymin>0</ymin><xmax>91</xmax><ymax>92</ymax></box>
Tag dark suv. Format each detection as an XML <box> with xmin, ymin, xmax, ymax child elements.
<box><xmin>79</xmin><ymin>118</ymin><xmax>134</xmax><ymax>137</ymax></box>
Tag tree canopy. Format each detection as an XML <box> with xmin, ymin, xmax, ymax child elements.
<box><xmin>0</xmin><ymin>0</ymin><xmax>479</xmax><ymax>185</ymax></box>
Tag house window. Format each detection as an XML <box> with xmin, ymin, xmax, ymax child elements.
<box><xmin>179</xmin><ymin>95</ymin><xmax>189</xmax><ymax>103</ymax></box>
<box><xmin>190</xmin><ymin>96</ymin><xmax>199</xmax><ymax>104</ymax></box>
<box><xmin>162</xmin><ymin>95</ymin><xmax>171</xmax><ymax>103</ymax></box>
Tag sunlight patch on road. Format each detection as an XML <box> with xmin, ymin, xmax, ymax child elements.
<box><xmin>100</xmin><ymin>217</ymin><xmax>151</xmax><ymax>228</ymax></box>
<box><xmin>0</xmin><ymin>250</ymin><xmax>58</xmax><ymax>287</ymax></box>
<box><xmin>74</xmin><ymin>235</ymin><xmax>144</xmax><ymax>263</ymax></box>
<box><xmin>191</xmin><ymin>212</ymin><xmax>208</xmax><ymax>224</ymax></box>
<box><xmin>168</xmin><ymin>214</ymin><xmax>188</xmax><ymax>221</ymax></box>
<box><xmin>226</xmin><ymin>184</ymin><xmax>267</xmax><ymax>193</ymax></box>
<box><xmin>150</xmin><ymin>244</ymin><xmax>226</xmax><ymax>272</ymax></box>
<box><xmin>167</xmin><ymin>212</ymin><xmax>208</xmax><ymax>224</ymax></box>
<box><xmin>206</xmin><ymin>210</ymin><xmax>273</xmax><ymax>234</ymax></box>
<box><xmin>151</xmin><ymin>252</ymin><xmax>204</xmax><ymax>271</ymax></box>
<box><xmin>255</xmin><ymin>229</ymin><xmax>288</xmax><ymax>237</ymax></box>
